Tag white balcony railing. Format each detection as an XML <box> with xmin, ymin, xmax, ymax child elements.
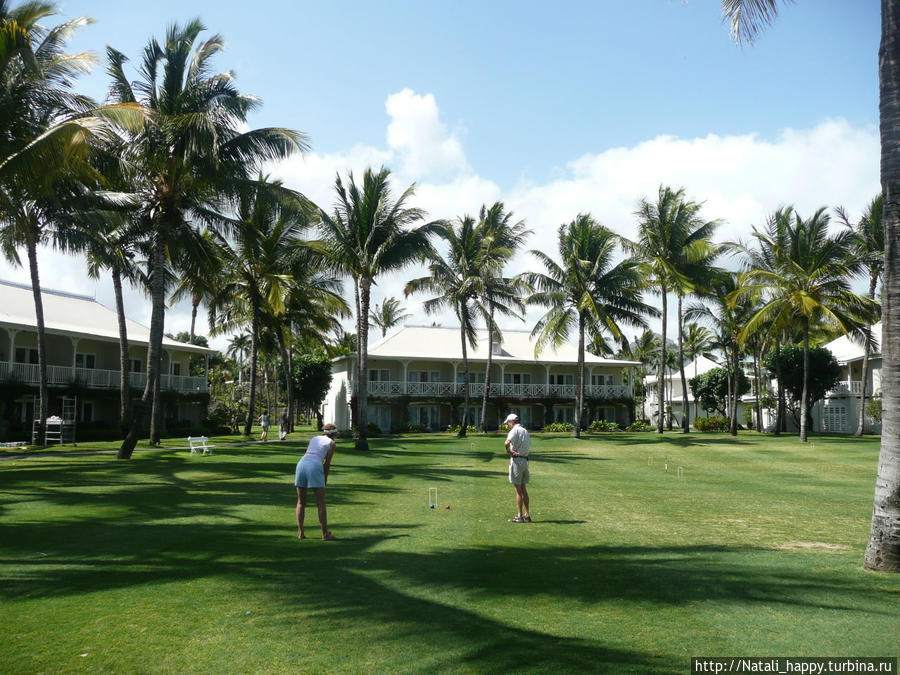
<box><xmin>0</xmin><ymin>361</ymin><xmax>207</xmax><ymax>393</ymax></box>
<box><xmin>827</xmin><ymin>380</ymin><xmax>865</xmax><ymax>397</ymax></box>
<box><xmin>365</xmin><ymin>380</ymin><xmax>631</xmax><ymax>399</ymax></box>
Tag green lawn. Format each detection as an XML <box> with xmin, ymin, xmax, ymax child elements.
<box><xmin>1</xmin><ymin>431</ymin><xmax>898</xmax><ymax>673</ymax></box>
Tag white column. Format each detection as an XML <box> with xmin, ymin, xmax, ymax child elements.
<box><xmin>401</xmin><ymin>360</ymin><xmax>409</xmax><ymax>394</ymax></box>
<box><xmin>500</xmin><ymin>363</ymin><xmax>507</xmax><ymax>396</ymax></box>
<box><xmin>452</xmin><ymin>362</ymin><xmax>458</xmax><ymax>394</ymax></box>
<box><xmin>9</xmin><ymin>329</ymin><xmax>17</xmax><ymax>366</ymax></box>
<box><xmin>205</xmin><ymin>354</ymin><xmax>210</xmax><ymax>392</ymax></box>
<box><xmin>588</xmin><ymin>366</ymin><xmax>595</xmax><ymax>397</ymax></box>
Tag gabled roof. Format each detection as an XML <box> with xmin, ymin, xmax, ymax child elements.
<box><xmin>822</xmin><ymin>323</ymin><xmax>882</xmax><ymax>365</ymax></box>
<box><xmin>0</xmin><ymin>280</ymin><xmax>214</xmax><ymax>354</ymax></box>
<box><xmin>646</xmin><ymin>354</ymin><xmax>720</xmax><ymax>385</ymax></box>
<box><xmin>339</xmin><ymin>325</ymin><xmax>639</xmax><ymax>367</ymax></box>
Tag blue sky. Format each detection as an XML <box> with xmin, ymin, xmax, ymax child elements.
<box><xmin>3</xmin><ymin>1</ymin><xmax>883</xmax><ymax>348</ymax></box>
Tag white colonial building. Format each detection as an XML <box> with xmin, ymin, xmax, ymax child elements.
<box><xmin>0</xmin><ymin>280</ymin><xmax>214</xmax><ymax>435</ymax></box>
<box><xmin>811</xmin><ymin>323</ymin><xmax>882</xmax><ymax>434</ymax></box>
<box><xmin>323</xmin><ymin>325</ymin><xmax>640</xmax><ymax>432</ymax></box>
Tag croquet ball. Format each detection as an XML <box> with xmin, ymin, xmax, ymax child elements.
<box><xmin>430</xmin><ymin>504</ymin><xmax>435</xmax><ymax>509</ymax></box>
<box><xmin>446</xmin><ymin>505</ymin><xmax>450</xmax><ymax>510</ymax></box>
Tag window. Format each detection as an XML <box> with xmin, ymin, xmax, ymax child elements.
<box><xmin>457</xmin><ymin>371</ymin><xmax>485</xmax><ymax>384</ymax></box>
<box><xmin>823</xmin><ymin>404</ymin><xmax>847</xmax><ymax>432</ymax></box>
<box><xmin>172</xmin><ymin>362</ymin><xmax>182</xmax><ymax>376</ymax></box>
<box><xmin>80</xmin><ymin>401</ymin><xmax>95</xmax><ymax>422</ymax></box>
<box><xmin>131</xmin><ymin>358</ymin><xmax>143</xmax><ymax>373</ymax></box>
<box><xmin>503</xmin><ymin>373</ymin><xmax>531</xmax><ymax>385</ymax></box>
<box><xmin>591</xmin><ymin>374</ymin><xmax>613</xmax><ymax>386</ymax></box>
<box><xmin>369</xmin><ymin>368</ymin><xmax>390</xmax><ymax>382</ymax></box>
<box><xmin>549</xmin><ymin>373</ymin><xmax>574</xmax><ymax>385</ymax></box>
<box><xmin>75</xmin><ymin>353</ymin><xmax>96</xmax><ymax>369</ymax></box>
<box><xmin>15</xmin><ymin>348</ymin><xmax>38</xmax><ymax>364</ymax></box>
<box><xmin>411</xmin><ymin>405</ymin><xmax>440</xmax><ymax>430</ymax></box>
<box><xmin>552</xmin><ymin>406</ymin><xmax>574</xmax><ymax>424</ymax></box>
<box><xmin>506</xmin><ymin>407</ymin><xmax>531</xmax><ymax>428</ymax></box>
<box><xmin>409</xmin><ymin>370</ymin><xmax>440</xmax><ymax>382</ymax></box>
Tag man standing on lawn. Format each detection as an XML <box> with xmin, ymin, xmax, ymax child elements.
<box><xmin>504</xmin><ymin>413</ymin><xmax>532</xmax><ymax>523</ymax></box>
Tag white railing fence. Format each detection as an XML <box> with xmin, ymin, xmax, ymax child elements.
<box><xmin>364</xmin><ymin>380</ymin><xmax>631</xmax><ymax>399</ymax></box>
<box><xmin>0</xmin><ymin>361</ymin><xmax>206</xmax><ymax>392</ymax></box>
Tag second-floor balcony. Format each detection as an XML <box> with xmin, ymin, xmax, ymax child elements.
<box><xmin>827</xmin><ymin>380</ymin><xmax>871</xmax><ymax>397</ymax></box>
<box><xmin>364</xmin><ymin>380</ymin><xmax>631</xmax><ymax>399</ymax></box>
<box><xmin>0</xmin><ymin>361</ymin><xmax>207</xmax><ymax>393</ymax></box>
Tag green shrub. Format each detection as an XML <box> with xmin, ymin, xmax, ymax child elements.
<box><xmin>392</xmin><ymin>423</ymin><xmax>427</xmax><ymax>433</ymax></box>
<box><xmin>367</xmin><ymin>422</ymin><xmax>382</xmax><ymax>436</ymax></box>
<box><xmin>445</xmin><ymin>424</ymin><xmax>477</xmax><ymax>433</ymax></box>
<box><xmin>625</xmin><ymin>421</ymin><xmax>653</xmax><ymax>432</ymax></box>
<box><xmin>543</xmin><ymin>422</ymin><xmax>574</xmax><ymax>432</ymax></box>
<box><xmin>498</xmin><ymin>423</ymin><xmax>510</xmax><ymax>432</ymax></box>
<box><xmin>694</xmin><ymin>416</ymin><xmax>729</xmax><ymax>432</ymax></box>
<box><xmin>589</xmin><ymin>420</ymin><xmax>620</xmax><ymax>432</ymax></box>
<box><xmin>866</xmin><ymin>396</ymin><xmax>882</xmax><ymax>423</ymax></box>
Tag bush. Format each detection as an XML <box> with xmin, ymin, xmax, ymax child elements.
<box><xmin>446</xmin><ymin>424</ymin><xmax>477</xmax><ymax>433</ymax></box>
<box><xmin>367</xmin><ymin>422</ymin><xmax>382</xmax><ymax>436</ymax></box>
<box><xmin>589</xmin><ymin>420</ymin><xmax>620</xmax><ymax>432</ymax></box>
<box><xmin>543</xmin><ymin>422</ymin><xmax>574</xmax><ymax>432</ymax></box>
<box><xmin>392</xmin><ymin>423</ymin><xmax>427</xmax><ymax>433</ymax></box>
<box><xmin>866</xmin><ymin>396</ymin><xmax>882</xmax><ymax>423</ymax></box>
<box><xmin>498</xmin><ymin>423</ymin><xmax>510</xmax><ymax>433</ymax></box>
<box><xmin>626</xmin><ymin>421</ymin><xmax>653</xmax><ymax>432</ymax></box>
<box><xmin>694</xmin><ymin>416</ymin><xmax>730</xmax><ymax>432</ymax></box>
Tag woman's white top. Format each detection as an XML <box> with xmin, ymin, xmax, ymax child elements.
<box><xmin>303</xmin><ymin>434</ymin><xmax>333</xmax><ymax>463</ymax></box>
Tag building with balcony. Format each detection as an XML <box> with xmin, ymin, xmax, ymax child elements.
<box><xmin>323</xmin><ymin>325</ymin><xmax>640</xmax><ymax>432</ymax></box>
<box><xmin>0</xmin><ymin>280</ymin><xmax>214</xmax><ymax>436</ymax></box>
<box><xmin>811</xmin><ymin>323</ymin><xmax>882</xmax><ymax>434</ymax></box>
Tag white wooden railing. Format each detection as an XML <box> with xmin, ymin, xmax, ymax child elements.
<box><xmin>365</xmin><ymin>380</ymin><xmax>631</xmax><ymax>399</ymax></box>
<box><xmin>0</xmin><ymin>361</ymin><xmax>206</xmax><ymax>392</ymax></box>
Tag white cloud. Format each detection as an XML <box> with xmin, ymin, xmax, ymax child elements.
<box><xmin>0</xmin><ymin>90</ymin><xmax>879</xmax><ymax>351</ymax></box>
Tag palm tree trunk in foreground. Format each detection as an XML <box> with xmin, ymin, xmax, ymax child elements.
<box><xmin>678</xmin><ymin>294</ymin><xmax>690</xmax><ymax>433</ymax></box>
<box><xmin>480</xmin><ymin>310</ymin><xmax>494</xmax><ymax>432</ymax></box>
<box><xmin>120</xmin><ymin>231</ymin><xmax>167</xmax><ymax>459</ymax></box>
<box><xmin>243</xmin><ymin>305</ymin><xmax>260</xmax><ymax>436</ymax></box>
<box><xmin>112</xmin><ymin>269</ymin><xmax>132</xmax><ymax>437</ymax></box>
<box><xmin>458</xmin><ymin>311</ymin><xmax>469</xmax><ymax>438</ymax></box>
<box><xmin>857</xmin><ymin>272</ymin><xmax>879</xmax><ymax>437</ymax></box>
<box><xmin>356</xmin><ymin>280</ymin><xmax>371</xmax><ymax>450</ymax></box>
<box><xmin>657</xmin><ymin>286</ymin><xmax>667</xmax><ymax>434</ymax></box>
<box><xmin>800</xmin><ymin>321</ymin><xmax>810</xmax><ymax>443</ymax></box>
<box><xmin>573</xmin><ymin>313</ymin><xmax>584</xmax><ymax>439</ymax></box>
<box><xmin>774</xmin><ymin>335</ymin><xmax>783</xmax><ymax>437</ymax></box>
<box><xmin>866</xmin><ymin>0</ymin><xmax>900</xmax><ymax>572</ymax></box>
<box><xmin>27</xmin><ymin>238</ymin><xmax>48</xmax><ymax>446</ymax></box>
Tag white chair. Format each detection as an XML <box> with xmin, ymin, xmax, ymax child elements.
<box><xmin>187</xmin><ymin>436</ymin><xmax>212</xmax><ymax>455</ymax></box>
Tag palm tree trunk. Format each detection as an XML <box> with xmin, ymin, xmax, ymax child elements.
<box><xmin>730</xmin><ymin>348</ymin><xmax>739</xmax><ymax>436</ymax></box>
<box><xmin>574</xmin><ymin>313</ymin><xmax>585</xmax><ymax>439</ymax></box>
<box><xmin>458</xmin><ymin>307</ymin><xmax>470</xmax><ymax>438</ymax></box>
<box><xmin>120</xmin><ymin>228</ymin><xmax>167</xmax><ymax>459</ymax></box>
<box><xmin>357</xmin><ymin>279</ymin><xmax>371</xmax><ymax>450</ymax></box>
<box><xmin>282</xmin><ymin>342</ymin><xmax>294</xmax><ymax>434</ymax></box>
<box><xmin>677</xmin><ymin>294</ymin><xmax>689</xmax><ymax>433</ymax></box>
<box><xmin>480</xmin><ymin>309</ymin><xmax>494</xmax><ymax>432</ymax></box>
<box><xmin>754</xmin><ymin>346</ymin><xmax>762</xmax><ymax>433</ymax></box>
<box><xmin>657</xmin><ymin>285</ymin><xmax>667</xmax><ymax>434</ymax></box>
<box><xmin>243</xmin><ymin>303</ymin><xmax>260</xmax><ymax>436</ymax></box>
<box><xmin>26</xmin><ymin>237</ymin><xmax>48</xmax><ymax>446</ymax></box>
<box><xmin>189</xmin><ymin>294</ymin><xmax>199</xmax><ymax>343</ymax></box>
<box><xmin>800</xmin><ymin>319</ymin><xmax>810</xmax><ymax>443</ymax></box>
<box><xmin>112</xmin><ymin>268</ymin><xmax>132</xmax><ymax>437</ymax></box>
<box><xmin>865</xmin><ymin>0</ymin><xmax>900</xmax><ymax>572</ymax></box>
<box><xmin>774</xmin><ymin>334</ymin><xmax>783</xmax><ymax>437</ymax></box>
<box><xmin>857</xmin><ymin>273</ymin><xmax>879</xmax><ymax>437</ymax></box>
<box><xmin>151</xmin><ymin>360</ymin><xmax>163</xmax><ymax>444</ymax></box>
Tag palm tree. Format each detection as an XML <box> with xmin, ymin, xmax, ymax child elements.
<box><xmin>628</xmin><ymin>185</ymin><xmax>720</xmax><ymax>434</ymax></box>
<box><xmin>476</xmin><ymin>202</ymin><xmax>530</xmax><ymax>431</ymax></box>
<box><xmin>683</xmin><ymin>323</ymin><xmax>716</xmax><ymax>421</ymax></box>
<box><xmin>521</xmin><ymin>214</ymin><xmax>654</xmax><ymax>438</ymax></box>
<box><xmin>405</xmin><ymin>216</ymin><xmax>482</xmax><ymax>437</ymax></box>
<box><xmin>721</xmin><ymin>0</ymin><xmax>900</xmax><ymax>578</ymax></box>
<box><xmin>106</xmin><ymin>21</ymin><xmax>307</xmax><ymax>457</ymax></box>
<box><xmin>734</xmin><ymin>208</ymin><xmax>877</xmax><ymax>442</ymax></box>
<box><xmin>206</xmin><ymin>176</ymin><xmax>313</xmax><ymax>436</ymax></box>
<box><xmin>319</xmin><ymin>167</ymin><xmax>438</xmax><ymax>450</ymax></box>
<box><xmin>369</xmin><ymin>297</ymin><xmax>411</xmax><ymax>338</ymax></box>
<box><xmin>0</xmin><ymin>2</ymin><xmax>135</xmax><ymax>444</ymax></box>
<box><xmin>837</xmin><ymin>195</ymin><xmax>884</xmax><ymax>436</ymax></box>
<box><xmin>687</xmin><ymin>271</ymin><xmax>752</xmax><ymax>436</ymax></box>
<box><xmin>226</xmin><ymin>332</ymin><xmax>251</xmax><ymax>384</ymax></box>
<box><xmin>626</xmin><ymin>330</ymin><xmax>660</xmax><ymax>422</ymax></box>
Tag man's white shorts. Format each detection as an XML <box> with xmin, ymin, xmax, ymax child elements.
<box><xmin>509</xmin><ymin>456</ymin><xmax>530</xmax><ymax>485</ymax></box>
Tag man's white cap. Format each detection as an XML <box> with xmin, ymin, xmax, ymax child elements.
<box><xmin>504</xmin><ymin>413</ymin><xmax>519</xmax><ymax>423</ymax></box>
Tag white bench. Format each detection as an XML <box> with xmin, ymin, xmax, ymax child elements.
<box><xmin>188</xmin><ymin>436</ymin><xmax>213</xmax><ymax>455</ymax></box>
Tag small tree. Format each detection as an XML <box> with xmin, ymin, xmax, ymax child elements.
<box><xmin>689</xmin><ymin>367</ymin><xmax>750</xmax><ymax>418</ymax></box>
<box><xmin>293</xmin><ymin>353</ymin><xmax>333</xmax><ymax>429</ymax></box>
<box><xmin>764</xmin><ymin>345</ymin><xmax>840</xmax><ymax>432</ymax></box>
